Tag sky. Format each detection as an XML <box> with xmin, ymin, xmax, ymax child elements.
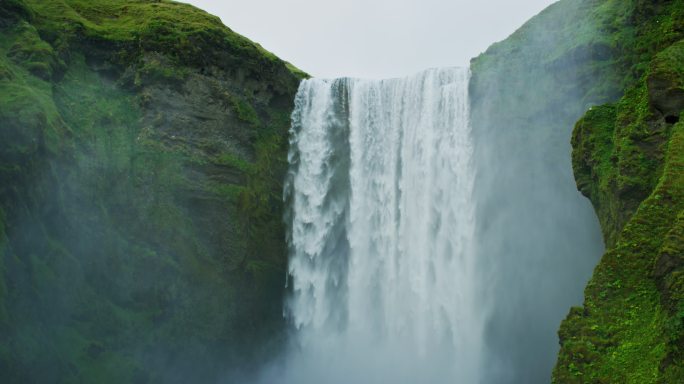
<box><xmin>182</xmin><ymin>0</ymin><xmax>556</xmax><ymax>79</ymax></box>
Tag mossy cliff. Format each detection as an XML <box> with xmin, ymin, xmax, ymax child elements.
<box><xmin>0</xmin><ymin>0</ymin><xmax>304</xmax><ymax>382</ymax></box>
<box><xmin>469</xmin><ymin>0</ymin><xmax>624</xmax><ymax>381</ymax></box>
<box><xmin>470</xmin><ymin>0</ymin><xmax>684</xmax><ymax>382</ymax></box>
<box><xmin>555</xmin><ymin>1</ymin><xmax>684</xmax><ymax>382</ymax></box>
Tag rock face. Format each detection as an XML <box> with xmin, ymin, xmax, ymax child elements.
<box><xmin>0</xmin><ymin>1</ymin><xmax>304</xmax><ymax>382</ymax></box>
<box><xmin>556</xmin><ymin>2</ymin><xmax>684</xmax><ymax>381</ymax></box>
<box><xmin>471</xmin><ymin>0</ymin><xmax>684</xmax><ymax>382</ymax></box>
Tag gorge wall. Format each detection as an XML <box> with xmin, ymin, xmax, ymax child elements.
<box><xmin>0</xmin><ymin>0</ymin><xmax>303</xmax><ymax>382</ymax></box>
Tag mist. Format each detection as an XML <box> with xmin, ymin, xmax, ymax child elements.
<box><xmin>269</xmin><ymin>69</ymin><xmax>480</xmax><ymax>383</ymax></box>
<box><xmin>0</xmin><ymin>0</ymin><xmax>627</xmax><ymax>382</ymax></box>
<box><xmin>468</xmin><ymin>0</ymin><xmax>622</xmax><ymax>382</ymax></box>
<box><xmin>249</xmin><ymin>0</ymin><xmax>623</xmax><ymax>383</ymax></box>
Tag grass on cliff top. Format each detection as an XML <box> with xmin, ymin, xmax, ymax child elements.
<box><xmin>24</xmin><ymin>0</ymin><xmax>262</xmax><ymax>50</ymax></box>
<box><xmin>472</xmin><ymin>0</ymin><xmax>684</xmax><ymax>97</ymax></box>
<box><xmin>471</xmin><ymin>0</ymin><xmax>626</xmax><ymax>69</ymax></box>
<box><xmin>20</xmin><ymin>0</ymin><xmax>306</xmax><ymax>77</ymax></box>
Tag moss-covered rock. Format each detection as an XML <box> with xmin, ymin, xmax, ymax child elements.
<box><xmin>0</xmin><ymin>0</ymin><xmax>305</xmax><ymax>382</ymax></box>
<box><xmin>471</xmin><ymin>0</ymin><xmax>684</xmax><ymax>381</ymax></box>
<box><xmin>555</xmin><ymin>1</ymin><xmax>684</xmax><ymax>382</ymax></box>
<box><xmin>0</xmin><ymin>0</ymin><xmax>33</xmax><ymax>26</ymax></box>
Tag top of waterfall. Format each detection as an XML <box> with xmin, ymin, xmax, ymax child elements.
<box><xmin>307</xmin><ymin>66</ymin><xmax>469</xmax><ymax>82</ymax></box>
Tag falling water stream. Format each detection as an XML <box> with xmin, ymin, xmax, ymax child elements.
<box><xmin>281</xmin><ymin>68</ymin><xmax>480</xmax><ymax>383</ymax></box>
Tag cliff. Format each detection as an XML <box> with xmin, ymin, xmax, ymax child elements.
<box><xmin>0</xmin><ymin>0</ymin><xmax>304</xmax><ymax>382</ymax></box>
<box><xmin>470</xmin><ymin>0</ymin><xmax>684</xmax><ymax>382</ymax></box>
<box><xmin>556</xmin><ymin>1</ymin><xmax>684</xmax><ymax>382</ymax></box>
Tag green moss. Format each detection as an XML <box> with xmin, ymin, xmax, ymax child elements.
<box><xmin>0</xmin><ymin>59</ymin><xmax>15</xmax><ymax>81</ymax></box>
<box><xmin>201</xmin><ymin>183</ymin><xmax>245</xmax><ymax>206</ymax></box>
<box><xmin>557</xmin><ymin>119</ymin><xmax>684</xmax><ymax>382</ymax></box>
<box><xmin>471</xmin><ymin>0</ymin><xmax>626</xmax><ymax>106</ymax></box>
<box><xmin>0</xmin><ymin>1</ymin><xmax>301</xmax><ymax>381</ymax></box>
<box><xmin>214</xmin><ymin>153</ymin><xmax>253</xmax><ymax>173</ymax></box>
<box><xmin>0</xmin><ymin>0</ymin><xmax>34</xmax><ymax>23</ymax></box>
<box><xmin>0</xmin><ymin>75</ymin><xmax>64</xmax><ymax>161</ymax></box>
<box><xmin>235</xmin><ymin>110</ymin><xmax>291</xmax><ymax>306</ymax></box>
<box><xmin>134</xmin><ymin>54</ymin><xmax>189</xmax><ymax>86</ymax></box>
<box><xmin>571</xmin><ymin>65</ymin><xmax>674</xmax><ymax>248</ymax></box>
<box><xmin>572</xmin><ymin>104</ymin><xmax>624</xmax><ymax>244</ymax></box>
<box><xmin>5</xmin><ymin>21</ymin><xmax>61</xmax><ymax>80</ymax></box>
<box><xmin>20</xmin><ymin>0</ymin><xmax>303</xmax><ymax>79</ymax></box>
<box><xmin>231</xmin><ymin>95</ymin><xmax>260</xmax><ymax>127</ymax></box>
<box><xmin>285</xmin><ymin>61</ymin><xmax>310</xmax><ymax>79</ymax></box>
<box><xmin>556</xmin><ymin>3</ymin><xmax>684</xmax><ymax>379</ymax></box>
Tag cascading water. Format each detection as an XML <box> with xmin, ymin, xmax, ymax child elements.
<box><xmin>280</xmin><ymin>67</ymin><xmax>480</xmax><ymax>383</ymax></box>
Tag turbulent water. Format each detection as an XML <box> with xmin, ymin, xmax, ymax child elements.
<box><xmin>279</xmin><ymin>68</ymin><xmax>480</xmax><ymax>383</ymax></box>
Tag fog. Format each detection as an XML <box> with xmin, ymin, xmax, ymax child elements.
<box><xmin>244</xmin><ymin>0</ymin><xmax>618</xmax><ymax>382</ymax></box>
<box><xmin>468</xmin><ymin>0</ymin><xmax>620</xmax><ymax>381</ymax></box>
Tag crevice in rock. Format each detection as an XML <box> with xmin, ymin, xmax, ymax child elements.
<box><xmin>665</xmin><ymin>114</ymin><xmax>679</xmax><ymax>124</ymax></box>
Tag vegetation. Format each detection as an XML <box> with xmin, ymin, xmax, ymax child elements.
<box><xmin>554</xmin><ymin>1</ymin><xmax>684</xmax><ymax>382</ymax></box>
<box><xmin>0</xmin><ymin>0</ymin><xmax>304</xmax><ymax>382</ymax></box>
<box><xmin>471</xmin><ymin>0</ymin><xmax>684</xmax><ymax>381</ymax></box>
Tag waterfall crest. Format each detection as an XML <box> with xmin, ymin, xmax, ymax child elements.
<box><xmin>282</xmin><ymin>68</ymin><xmax>480</xmax><ymax>383</ymax></box>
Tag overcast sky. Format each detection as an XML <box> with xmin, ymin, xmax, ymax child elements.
<box><xmin>183</xmin><ymin>0</ymin><xmax>556</xmax><ymax>79</ymax></box>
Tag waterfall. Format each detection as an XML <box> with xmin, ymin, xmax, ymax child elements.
<box><xmin>281</xmin><ymin>67</ymin><xmax>479</xmax><ymax>383</ymax></box>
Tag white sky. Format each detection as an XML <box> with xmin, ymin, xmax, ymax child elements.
<box><xmin>182</xmin><ymin>0</ymin><xmax>556</xmax><ymax>79</ymax></box>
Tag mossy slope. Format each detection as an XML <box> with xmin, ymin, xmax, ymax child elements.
<box><xmin>0</xmin><ymin>1</ymin><xmax>304</xmax><ymax>382</ymax></box>
<box><xmin>555</xmin><ymin>1</ymin><xmax>684</xmax><ymax>382</ymax></box>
